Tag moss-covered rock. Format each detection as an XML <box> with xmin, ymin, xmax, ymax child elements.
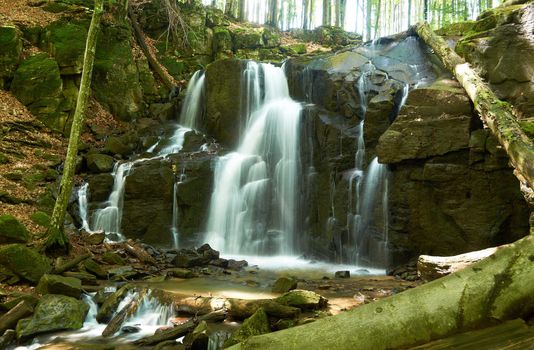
<box><xmin>30</xmin><ymin>211</ymin><xmax>51</xmax><ymax>227</ymax></box>
<box><xmin>272</xmin><ymin>277</ymin><xmax>298</xmax><ymax>293</ymax></box>
<box><xmin>18</xmin><ymin>294</ymin><xmax>89</xmax><ymax>338</ymax></box>
<box><xmin>82</xmin><ymin>258</ymin><xmax>107</xmax><ymax>279</ymax></box>
<box><xmin>10</xmin><ymin>53</ymin><xmax>63</xmax><ymax>129</ymax></box>
<box><xmin>281</xmin><ymin>43</ymin><xmax>307</xmax><ymax>55</ymax></box>
<box><xmin>104</xmin><ymin>136</ymin><xmax>133</xmax><ymax>156</ymax></box>
<box><xmin>262</xmin><ymin>28</ymin><xmax>281</xmax><ymax>48</ymax></box>
<box><xmin>41</xmin><ymin>19</ymin><xmax>88</xmax><ymax>75</ymax></box>
<box><xmin>102</xmin><ymin>251</ymin><xmax>125</xmax><ymax>265</ymax></box>
<box><xmin>213</xmin><ymin>26</ymin><xmax>233</xmax><ymax>53</ymax></box>
<box><xmin>36</xmin><ymin>274</ymin><xmax>82</xmax><ymax>298</ymax></box>
<box><xmin>206</xmin><ymin>6</ymin><xmax>229</xmax><ymax>27</ymax></box>
<box><xmin>435</xmin><ymin>20</ymin><xmax>476</xmax><ymax>37</ymax></box>
<box><xmin>274</xmin><ymin>290</ymin><xmax>327</xmax><ymax>310</ymax></box>
<box><xmin>86</xmin><ymin>154</ymin><xmax>114</xmax><ymax>173</ymax></box>
<box><xmin>225</xmin><ymin>308</ymin><xmax>271</xmax><ymax>347</ymax></box>
<box><xmin>0</xmin><ymin>244</ymin><xmax>51</xmax><ymax>283</ymax></box>
<box><xmin>0</xmin><ymin>214</ymin><xmax>30</xmax><ymax>244</ymax></box>
<box><xmin>232</xmin><ymin>27</ymin><xmax>264</xmax><ymax>49</ymax></box>
<box><xmin>0</xmin><ymin>25</ymin><xmax>23</xmax><ymax>88</ymax></box>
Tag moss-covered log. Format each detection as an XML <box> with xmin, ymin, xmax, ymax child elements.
<box><xmin>415</xmin><ymin>22</ymin><xmax>534</xmax><ymax>190</ymax></box>
<box><xmin>228</xmin><ymin>235</ymin><xmax>534</xmax><ymax>349</ymax></box>
<box><xmin>45</xmin><ymin>0</ymin><xmax>104</xmax><ymax>253</ymax></box>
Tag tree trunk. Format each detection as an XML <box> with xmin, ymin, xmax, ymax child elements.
<box><xmin>424</xmin><ymin>0</ymin><xmax>429</xmax><ymax>20</ymax></box>
<box><xmin>102</xmin><ymin>289</ymin><xmax>147</xmax><ymax>337</ymax></box>
<box><xmin>0</xmin><ymin>301</ymin><xmax>34</xmax><ymax>333</ymax></box>
<box><xmin>415</xmin><ymin>22</ymin><xmax>534</xmax><ymax>190</ymax></box>
<box><xmin>45</xmin><ymin>0</ymin><xmax>104</xmax><ymax>253</ymax></box>
<box><xmin>228</xmin><ymin>235</ymin><xmax>534</xmax><ymax>349</ymax></box>
<box><xmin>322</xmin><ymin>0</ymin><xmax>330</xmax><ymax>25</ymax></box>
<box><xmin>238</xmin><ymin>0</ymin><xmax>246</xmax><ymax>21</ymax></box>
<box><xmin>417</xmin><ymin>247</ymin><xmax>498</xmax><ymax>281</ymax></box>
<box><xmin>225</xmin><ymin>0</ymin><xmax>233</xmax><ymax>15</ymax></box>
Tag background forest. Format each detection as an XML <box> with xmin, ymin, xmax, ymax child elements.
<box><xmin>201</xmin><ymin>0</ymin><xmax>500</xmax><ymax>38</ymax></box>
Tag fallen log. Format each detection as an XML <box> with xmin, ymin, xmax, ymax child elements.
<box><xmin>174</xmin><ymin>296</ymin><xmax>300</xmax><ymax>320</ymax></box>
<box><xmin>227</xmin><ymin>235</ymin><xmax>534</xmax><ymax>350</ymax></box>
<box><xmin>52</xmin><ymin>253</ymin><xmax>92</xmax><ymax>274</ymax></box>
<box><xmin>417</xmin><ymin>247</ymin><xmax>498</xmax><ymax>281</ymax></box>
<box><xmin>415</xmin><ymin>22</ymin><xmax>534</xmax><ymax>189</ymax></box>
<box><xmin>102</xmin><ymin>289</ymin><xmax>147</xmax><ymax>337</ymax></box>
<box><xmin>133</xmin><ymin>309</ymin><xmax>226</xmax><ymax>346</ymax></box>
<box><xmin>124</xmin><ymin>241</ymin><xmax>158</xmax><ymax>266</ymax></box>
<box><xmin>0</xmin><ymin>300</ymin><xmax>34</xmax><ymax>333</ymax></box>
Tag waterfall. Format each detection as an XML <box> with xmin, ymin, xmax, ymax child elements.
<box><xmin>79</xmin><ymin>71</ymin><xmax>206</xmax><ymax>243</ymax></box>
<box><xmin>346</xmin><ymin>61</ymin><xmax>410</xmax><ymax>266</ymax></box>
<box><xmin>78</xmin><ymin>183</ymin><xmax>91</xmax><ymax>232</ymax></box>
<box><xmin>205</xmin><ymin>62</ymin><xmax>302</xmax><ymax>256</ymax></box>
<box><xmin>171</xmin><ymin>168</ymin><xmax>186</xmax><ymax>249</ymax></box>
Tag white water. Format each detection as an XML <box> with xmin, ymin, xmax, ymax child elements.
<box><xmin>205</xmin><ymin>62</ymin><xmax>302</xmax><ymax>256</ymax></box>
<box><xmin>78</xmin><ymin>71</ymin><xmax>206</xmax><ymax>243</ymax></box>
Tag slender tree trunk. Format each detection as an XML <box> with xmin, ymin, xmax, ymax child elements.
<box><xmin>322</xmin><ymin>0</ymin><xmax>330</xmax><ymax>25</ymax></box>
<box><xmin>227</xmin><ymin>235</ymin><xmax>534</xmax><ymax>350</ymax></box>
<box><xmin>424</xmin><ymin>0</ymin><xmax>429</xmax><ymax>21</ymax></box>
<box><xmin>303</xmin><ymin>0</ymin><xmax>309</xmax><ymax>29</ymax></box>
<box><xmin>238</xmin><ymin>0</ymin><xmax>245</xmax><ymax>21</ymax></box>
<box><xmin>339</xmin><ymin>0</ymin><xmax>346</xmax><ymax>27</ymax></box>
<box><xmin>373</xmin><ymin>0</ymin><xmax>381</xmax><ymax>39</ymax></box>
<box><xmin>415</xmin><ymin>22</ymin><xmax>534</xmax><ymax>189</ymax></box>
<box><xmin>408</xmin><ymin>0</ymin><xmax>412</xmax><ymax>26</ymax></box>
<box><xmin>45</xmin><ymin>0</ymin><xmax>104</xmax><ymax>253</ymax></box>
<box><xmin>225</xmin><ymin>0</ymin><xmax>233</xmax><ymax>15</ymax></box>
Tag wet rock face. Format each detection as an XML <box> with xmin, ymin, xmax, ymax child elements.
<box><xmin>454</xmin><ymin>4</ymin><xmax>534</xmax><ymax>117</ymax></box>
<box><xmin>377</xmin><ymin>80</ymin><xmax>530</xmax><ymax>264</ymax></box>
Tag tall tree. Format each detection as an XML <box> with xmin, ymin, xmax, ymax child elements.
<box><xmin>322</xmin><ymin>0</ymin><xmax>331</xmax><ymax>25</ymax></box>
<box><xmin>45</xmin><ymin>0</ymin><xmax>104</xmax><ymax>252</ymax></box>
<box><xmin>238</xmin><ymin>0</ymin><xmax>245</xmax><ymax>21</ymax></box>
<box><xmin>303</xmin><ymin>0</ymin><xmax>310</xmax><ymax>29</ymax></box>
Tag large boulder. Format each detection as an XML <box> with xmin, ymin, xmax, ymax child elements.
<box><xmin>274</xmin><ymin>290</ymin><xmax>327</xmax><ymax>310</ymax></box>
<box><xmin>17</xmin><ymin>294</ymin><xmax>89</xmax><ymax>338</ymax></box>
<box><xmin>205</xmin><ymin>59</ymin><xmax>246</xmax><ymax>148</ymax></box>
<box><xmin>86</xmin><ymin>154</ymin><xmax>115</xmax><ymax>173</ymax></box>
<box><xmin>36</xmin><ymin>274</ymin><xmax>82</xmax><ymax>298</ymax></box>
<box><xmin>377</xmin><ymin>85</ymin><xmax>472</xmax><ymax>163</ymax></box>
<box><xmin>0</xmin><ymin>214</ymin><xmax>29</xmax><ymax>244</ymax></box>
<box><xmin>10</xmin><ymin>53</ymin><xmax>63</xmax><ymax>129</ymax></box>
<box><xmin>0</xmin><ymin>244</ymin><xmax>51</xmax><ymax>283</ymax></box>
<box><xmin>0</xmin><ymin>25</ymin><xmax>23</xmax><ymax>88</ymax></box>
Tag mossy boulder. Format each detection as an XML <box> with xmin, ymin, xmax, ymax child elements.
<box><xmin>10</xmin><ymin>53</ymin><xmax>63</xmax><ymax>129</ymax></box>
<box><xmin>435</xmin><ymin>21</ymin><xmax>476</xmax><ymax>37</ymax></box>
<box><xmin>36</xmin><ymin>274</ymin><xmax>82</xmax><ymax>298</ymax></box>
<box><xmin>41</xmin><ymin>19</ymin><xmax>88</xmax><ymax>74</ymax></box>
<box><xmin>102</xmin><ymin>251</ymin><xmax>125</xmax><ymax>265</ymax></box>
<box><xmin>30</xmin><ymin>211</ymin><xmax>51</xmax><ymax>227</ymax></box>
<box><xmin>0</xmin><ymin>25</ymin><xmax>23</xmax><ymax>87</ymax></box>
<box><xmin>86</xmin><ymin>154</ymin><xmax>114</xmax><ymax>173</ymax></box>
<box><xmin>82</xmin><ymin>258</ymin><xmax>107</xmax><ymax>279</ymax></box>
<box><xmin>225</xmin><ymin>308</ymin><xmax>271</xmax><ymax>347</ymax></box>
<box><xmin>272</xmin><ymin>277</ymin><xmax>298</xmax><ymax>293</ymax></box>
<box><xmin>18</xmin><ymin>294</ymin><xmax>89</xmax><ymax>338</ymax></box>
<box><xmin>232</xmin><ymin>27</ymin><xmax>264</xmax><ymax>49</ymax></box>
<box><xmin>274</xmin><ymin>290</ymin><xmax>327</xmax><ymax>310</ymax></box>
<box><xmin>93</xmin><ymin>24</ymin><xmax>143</xmax><ymax>121</ymax></box>
<box><xmin>0</xmin><ymin>244</ymin><xmax>51</xmax><ymax>283</ymax></box>
<box><xmin>0</xmin><ymin>214</ymin><xmax>30</xmax><ymax>244</ymax></box>
<box><xmin>104</xmin><ymin>136</ymin><xmax>133</xmax><ymax>156</ymax></box>
<box><xmin>262</xmin><ymin>28</ymin><xmax>281</xmax><ymax>48</ymax></box>
<box><xmin>206</xmin><ymin>6</ymin><xmax>229</xmax><ymax>27</ymax></box>
<box><xmin>213</xmin><ymin>26</ymin><xmax>233</xmax><ymax>53</ymax></box>
<box><xmin>281</xmin><ymin>43</ymin><xmax>307</xmax><ymax>55</ymax></box>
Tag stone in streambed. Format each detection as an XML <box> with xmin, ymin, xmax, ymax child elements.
<box><xmin>17</xmin><ymin>294</ymin><xmax>89</xmax><ymax>338</ymax></box>
<box><xmin>82</xmin><ymin>258</ymin><xmax>107</xmax><ymax>279</ymax></box>
<box><xmin>86</xmin><ymin>154</ymin><xmax>114</xmax><ymax>173</ymax></box>
<box><xmin>225</xmin><ymin>308</ymin><xmax>271</xmax><ymax>347</ymax></box>
<box><xmin>102</xmin><ymin>251</ymin><xmax>126</xmax><ymax>265</ymax></box>
<box><xmin>334</xmin><ymin>270</ymin><xmax>350</xmax><ymax>278</ymax></box>
<box><xmin>274</xmin><ymin>290</ymin><xmax>327</xmax><ymax>310</ymax></box>
<box><xmin>36</xmin><ymin>274</ymin><xmax>82</xmax><ymax>298</ymax></box>
<box><xmin>166</xmin><ymin>268</ymin><xmax>196</xmax><ymax>279</ymax></box>
<box><xmin>272</xmin><ymin>277</ymin><xmax>298</xmax><ymax>293</ymax></box>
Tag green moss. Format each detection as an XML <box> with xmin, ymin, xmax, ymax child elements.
<box><xmin>232</xmin><ymin>27</ymin><xmax>264</xmax><ymax>49</ymax></box>
<box><xmin>0</xmin><ymin>153</ymin><xmax>10</xmax><ymax>164</ymax></box>
<box><xmin>436</xmin><ymin>21</ymin><xmax>476</xmax><ymax>36</ymax></box>
<box><xmin>0</xmin><ymin>214</ymin><xmax>30</xmax><ymax>244</ymax></box>
<box><xmin>30</xmin><ymin>211</ymin><xmax>51</xmax><ymax>227</ymax></box>
<box><xmin>0</xmin><ymin>25</ymin><xmax>23</xmax><ymax>86</ymax></box>
<box><xmin>0</xmin><ymin>244</ymin><xmax>51</xmax><ymax>283</ymax></box>
<box><xmin>41</xmin><ymin>19</ymin><xmax>88</xmax><ymax>74</ymax></box>
<box><xmin>10</xmin><ymin>53</ymin><xmax>63</xmax><ymax>129</ymax></box>
<box><xmin>213</xmin><ymin>26</ymin><xmax>232</xmax><ymax>53</ymax></box>
<box><xmin>225</xmin><ymin>308</ymin><xmax>271</xmax><ymax>347</ymax></box>
<box><xmin>519</xmin><ymin>120</ymin><xmax>534</xmax><ymax>141</ymax></box>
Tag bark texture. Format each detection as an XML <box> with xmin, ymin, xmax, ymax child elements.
<box><xmin>45</xmin><ymin>0</ymin><xmax>104</xmax><ymax>252</ymax></box>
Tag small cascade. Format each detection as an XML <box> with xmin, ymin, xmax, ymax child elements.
<box><xmin>171</xmin><ymin>167</ymin><xmax>187</xmax><ymax>249</ymax></box>
<box><xmin>122</xmin><ymin>291</ymin><xmax>175</xmax><ymax>328</ymax></box>
<box><xmin>205</xmin><ymin>62</ymin><xmax>302</xmax><ymax>256</ymax></box>
<box><xmin>78</xmin><ymin>70</ymin><xmax>206</xmax><ymax>243</ymax></box>
<box><xmin>179</xmin><ymin>70</ymin><xmax>205</xmax><ymax>129</ymax></box>
<box><xmin>78</xmin><ymin>183</ymin><xmax>91</xmax><ymax>232</ymax></box>
<box><xmin>345</xmin><ymin>58</ymin><xmax>410</xmax><ymax>267</ymax></box>
<box><xmin>92</xmin><ymin>162</ymin><xmax>132</xmax><ymax>241</ymax></box>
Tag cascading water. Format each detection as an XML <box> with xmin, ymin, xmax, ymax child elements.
<box><xmin>78</xmin><ymin>71</ymin><xmax>206</xmax><ymax>243</ymax></box>
<box><xmin>205</xmin><ymin>62</ymin><xmax>302</xmax><ymax>256</ymax></box>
